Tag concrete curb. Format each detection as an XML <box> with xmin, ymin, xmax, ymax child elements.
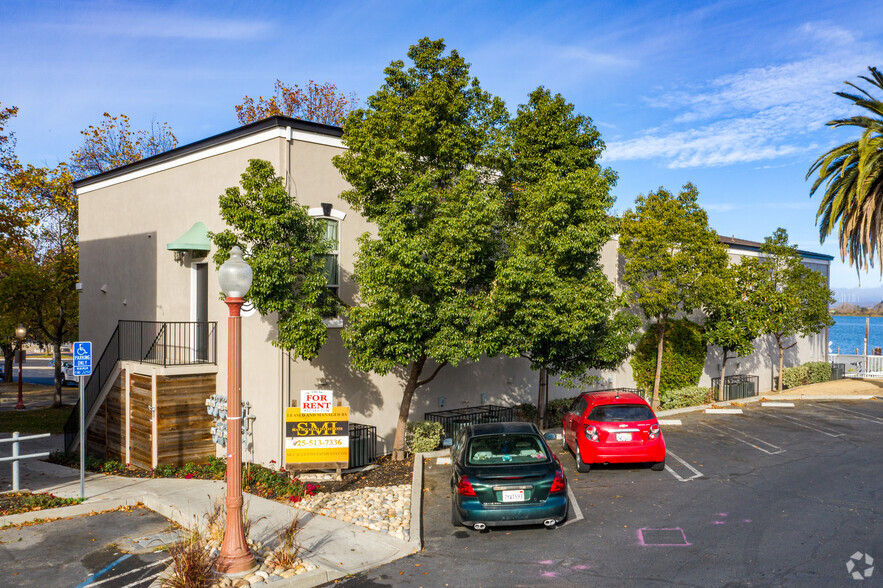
<box><xmin>409</xmin><ymin>451</ymin><xmax>425</xmax><ymax>553</ymax></box>
<box><xmin>655</xmin><ymin>393</ymin><xmax>878</xmax><ymax>418</ymax></box>
<box><xmin>0</xmin><ymin>497</ymin><xmax>140</xmax><ymax>527</ymax></box>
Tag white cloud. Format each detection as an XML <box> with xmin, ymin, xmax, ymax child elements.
<box><xmin>605</xmin><ymin>27</ymin><xmax>877</xmax><ymax>169</ymax></box>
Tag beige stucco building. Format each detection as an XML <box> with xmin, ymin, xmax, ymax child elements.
<box><xmin>74</xmin><ymin>116</ymin><xmax>831</xmax><ymax>467</ymax></box>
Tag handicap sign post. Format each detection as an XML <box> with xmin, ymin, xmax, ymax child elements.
<box><xmin>73</xmin><ymin>342</ymin><xmax>91</xmax><ymax>499</ymax></box>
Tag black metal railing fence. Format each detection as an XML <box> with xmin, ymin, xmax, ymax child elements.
<box><xmin>348</xmin><ymin>423</ymin><xmax>377</xmax><ymax>469</ymax></box>
<box><xmin>710</xmin><ymin>374</ymin><xmax>758</xmax><ymax>400</ymax></box>
<box><xmin>63</xmin><ymin>320</ymin><xmax>217</xmax><ymax>452</ymax></box>
<box><xmin>424</xmin><ymin>405</ymin><xmax>514</xmax><ymax>440</ymax></box>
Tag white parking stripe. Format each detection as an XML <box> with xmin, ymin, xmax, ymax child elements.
<box><xmin>664</xmin><ymin>450</ymin><xmax>703</xmax><ymax>482</ymax></box>
<box><xmin>809</xmin><ymin>403</ymin><xmax>883</xmax><ymax>425</ymax></box>
<box><xmin>761</xmin><ymin>402</ymin><xmax>795</xmax><ymax>407</ymax></box>
<box><xmin>700</xmin><ymin>422</ymin><xmax>785</xmax><ymax>455</ymax></box>
<box><xmin>704</xmin><ymin>408</ymin><xmax>743</xmax><ymax>414</ymax></box>
<box><xmin>761</xmin><ymin>412</ymin><xmax>844</xmax><ymax>437</ymax></box>
<box><xmin>559</xmin><ymin>485</ymin><xmax>584</xmax><ymax>528</ymax></box>
<box><xmin>658</xmin><ymin>419</ymin><xmax>682</xmax><ymax>426</ymax></box>
<box><xmin>85</xmin><ymin>558</ymin><xmax>170</xmax><ymax>587</ymax></box>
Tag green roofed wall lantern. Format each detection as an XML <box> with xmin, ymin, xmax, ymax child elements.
<box><xmin>167</xmin><ymin>221</ymin><xmax>211</xmax><ymax>263</ymax></box>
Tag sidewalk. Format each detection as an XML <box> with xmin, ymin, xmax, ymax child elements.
<box><xmin>0</xmin><ymin>434</ymin><xmax>423</xmax><ymax>587</ymax></box>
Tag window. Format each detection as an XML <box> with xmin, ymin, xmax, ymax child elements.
<box><xmin>320</xmin><ymin>218</ymin><xmax>339</xmax><ymax>298</ymax></box>
<box><xmin>466</xmin><ymin>434</ymin><xmax>550</xmax><ymax>465</ymax></box>
<box><xmin>586</xmin><ymin>404</ymin><xmax>655</xmax><ymax>422</ymax></box>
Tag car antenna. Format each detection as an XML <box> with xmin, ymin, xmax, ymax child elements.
<box><xmin>615</xmin><ymin>390</ymin><xmax>620</xmax><ymax>399</ymax></box>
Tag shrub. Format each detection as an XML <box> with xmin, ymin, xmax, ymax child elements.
<box><xmin>545</xmin><ymin>397</ymin><xmax>577</xmax><ymax>427</ymax></box>
<box><xmin>807</xmin><ymin>361</ymin><xmax>832</xmax><ymax>383</ymax></box>
<box><xmin>162</xmin><ymin>531</ymin><xmax>217</xmax><ymax>588</ymax></box>
<box><xmin>659</xmin><ymin>386</ymin><xmax>713</xmax><ymax>410</ymax></box>
<box><xmin>631</xmin><ymin>319</ymin><xmax>705</xmax><ymax>393</ymax></box>
<box><xmin>270</xmin><ymin>517</ymin><xmax>303</xmax><ymax>568</ymax></box>
<box><xmin>512</xmin><ymin>403</ymin><xmax>538</xmax><ymax>423</ymax></box>
<box><xmin>782</xmin><ymin>361</ymin><xmax>831</xmax><ymax>388</ymax></box>
<box><xmin>406</xmin><ymin>421</ymin><xmax>444</xmax><ymax>453</ymax></box>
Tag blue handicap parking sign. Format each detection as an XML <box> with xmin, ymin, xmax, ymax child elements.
<box><xmin>73</xmin><ymin>341</ymin><xmax>92</xmax><ymax>377</ymax></box>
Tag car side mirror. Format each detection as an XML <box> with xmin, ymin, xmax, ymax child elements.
<box><xmin>543</xmin><ymin>432</ymin><xmax>558</xmax><ymax>441</ymax></box>
<box><xmin>442</xmin><ymin>438</ymin><xmax>453</xmax><ymax>448</ymax></box>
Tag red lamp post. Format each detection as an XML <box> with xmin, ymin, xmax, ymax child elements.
<box><xmin>214</xmin><ymin>246</ymin><xmax>257</xmax><ymax>575</ymax></box>
<box><xmin>15</xmin><ymin>325</ymin><xmax>26</xmax><ymax>410</ymax></box>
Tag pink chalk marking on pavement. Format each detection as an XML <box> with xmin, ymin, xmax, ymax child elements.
<box><xmin>717</xmin><ymin>513</ymin><xmax>728</xmax><ymax>517</ymax></box>
<box><xmin>637</xmin><ymin>527</ymin><xmax>692</xmax><ymax>546</ymax></box>
<box><xmin>541</xmin><ymin>571</ymin><xmax>559</xmax><ymax>578</ymax></box>
<box><xmin>538</xmin><ymin>560</ymin><xmax>555</xmax><ymax>565</ymax></box>
<box><xmin>713</xmin><ymin>521</ymin><xmax>726</xmax><ymax>525</ymax></box>
<box><xmin>571</xmin><ymin>565</ymin><xmax>590</xmax><ymax>570</ymax></box>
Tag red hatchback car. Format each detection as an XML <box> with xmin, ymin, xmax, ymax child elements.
<box><xmin>562</xmin><ymin>390</ymin><xmax>666</xmax><ymax>473</ymax></box>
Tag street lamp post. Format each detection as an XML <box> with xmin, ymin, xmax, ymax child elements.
<box><xmin>15</xmin><ymin>325</ymin><xmax>26</xmax><ymax>410</ymax></box>
<box><xmin>215</xmin><ymin>246</ymin><xmax>257</xmax><ymax>575</ymax></box>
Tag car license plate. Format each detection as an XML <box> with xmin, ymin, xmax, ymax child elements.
<box><xmin>501</xmin><ymin>490</ymin><xmax>525</xmax><ymax>502</ymax></box>
<box><xmin>615</xmin><ymin>432</ymin><xmax>632</xmax><ymax>442</ymax></box>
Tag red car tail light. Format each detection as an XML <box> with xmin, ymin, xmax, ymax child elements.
<box><xmin>550</xmin><ymin>469</ymin><xmax>566</xmax><ymax>494</ymax></box>
<box><xmin>649</xmin><ymin>424</ymin><xmax>660</xmax><ymax>439</ymax></box>
<box><xmin>457</xmin><ymin>476</ymin><xmax>477</xmax><ymax>497</ymax></box>
<box><xmin>585</xmin><ymin>425</ymin><xmax>599</xmax><ymax>442</ymax></box>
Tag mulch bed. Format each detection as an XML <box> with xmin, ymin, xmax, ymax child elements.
<box><xmin>313</xmin><ymin>454</ymin><xmax>414</xmax><ymax>494</ymax></box>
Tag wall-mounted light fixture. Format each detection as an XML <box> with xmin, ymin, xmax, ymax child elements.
<box><xmin>100</xmin><ymin>284</ymin><xmax>108</xmax><ymax>294</ymax></box>
<box><xmin>439</xmin><ymin>396</ymin><xmax>445</xmax><ymax>408</ymax></box>
<box><xmin>481</xmin><ymin>393</ymin><xmax>488</xmax><ymax>404</ymax></box>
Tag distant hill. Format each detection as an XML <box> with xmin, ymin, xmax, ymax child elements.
<box><xmin>830</xmin><ymin>301</ymin><xmax>883</xmax><ymax>316</ymax></box>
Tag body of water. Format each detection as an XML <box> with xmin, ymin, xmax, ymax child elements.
<box><xmin>828</xmin><ymin>315</ymin><xmax>883</xmax><ymax>354</ymax></box>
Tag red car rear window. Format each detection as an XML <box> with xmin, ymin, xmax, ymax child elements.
<box><xmin>587</xmin><ymin>404</ymin><xmax>654</xmax><ymax>422</ymax></box>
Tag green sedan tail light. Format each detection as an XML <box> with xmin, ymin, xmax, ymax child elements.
<box><xmin>550</xmin><ymin>469</ymin><xmax>566</xmax><ymax>494</ymax></box>
<box><xmin>457</xmin><ymin>476</ymin><xmax>477</xmax><ymax>497</ymax></box>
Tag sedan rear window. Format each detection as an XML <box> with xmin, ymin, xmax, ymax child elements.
<box><xmin>467</xmin><ymin>434</ymin><xmax>550</xmax><ymax>465</ymax></box>
<box><xmin>587</xmin><ymin>404</ymin><xmax>654</xmax><ymax>422</ymax></box>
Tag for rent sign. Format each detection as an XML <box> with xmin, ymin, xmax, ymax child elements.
<box><xmin>285</xmin><ymin>406</ymin><xmax>349</xmax><ymax>467</ymax></box>
<box><xmin>300</xmin><ymin>390</ymin><xmax>334</xmax><ymax>413</ymax></box>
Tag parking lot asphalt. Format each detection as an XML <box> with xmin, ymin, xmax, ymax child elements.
<box><xmin>0</xmin><ymin>507</ymin><xmax>176</xmax><ymax>587</ymax></box>
<box><xmin>333</xmin><ymin>399</ymin><xmax>883</xmax><ymax>587</ymax></box>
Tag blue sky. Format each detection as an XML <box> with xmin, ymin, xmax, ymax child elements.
<box><xmin>3</xmin><ymin>0</ymin><xmax>882</xmax><ymax>289</ymax></box>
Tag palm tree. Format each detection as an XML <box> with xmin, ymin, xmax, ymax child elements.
<box><xmin>808</xmin><ymin>66</ymin><xmax>883</xmax><ymax>272</ymax></box>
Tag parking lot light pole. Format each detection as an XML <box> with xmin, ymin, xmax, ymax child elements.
<box><xmin>215</xmin><ymin>246</ymin><xmax>256</xmax><ymax>576</ymax></box>
<box><xmin>15</xmin><ymin>325</ymin><xmax>26</xmax><ymax>410</ymax></box>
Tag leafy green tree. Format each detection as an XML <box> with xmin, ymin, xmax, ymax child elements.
<box><xmin>0</xmin><ymin>163</ymin><xmax>79</xmax><ymax>405</ymax></box>
<box><xmin>619</xmin><ymin>184</ymin><xmax>729</xmax><ymax>408</ymax></box>
<box><xmin>211</xmin><ymin>159</ymin><xmax>337</xmax><ymax>359</ymax></box>
<box><xmin>755</xmin><ymin>228</ymin><xmax>834</xmax><ymax>391</ymax></box>
<box><xmin>333</xmin><ymin>38</ymin><xmax>508</xmax><ymax>459</ymax></box>
<box><xmin>703</xmin><ymin>259</ymin><xmax>767</xmax><ymax>400</ymax></box>
<box><xmin>488</xmin><ymin>87</ymin><xmax>637</xmax><ymax>425</ymax></box>
<box><xmin>808</xmin><ymin>67</ymin><xmax>882</xmax><ymax>272</ymax></box>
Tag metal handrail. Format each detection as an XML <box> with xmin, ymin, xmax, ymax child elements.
<box><xmin>63</xmin><ymin>320</ymin><xmax>218</xmax><ymax>452</ymax></box>
<box><xmin>1</xmin><ymin>432</ymin><xmax>51</xmax><ymax>491</ymax></box>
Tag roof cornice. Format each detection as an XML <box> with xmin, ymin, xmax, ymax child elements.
<box><xmin>73</xmin><ymin>116</ymin><xmax>343</xmax><ymax>190</ymax></box>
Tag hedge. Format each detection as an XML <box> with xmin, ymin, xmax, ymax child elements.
<box><xmin>630</xmin><ymin>319</ymin><xmax>705</xmax><ymax>393</ymax></box>
<box><xmin>781</xmin><ymin>361</ymin><xmax>832</xmax><ymax>389</ymax></box>
<box><xmin>406</xmin><ymin>421</ymin><xmax>444</xmax><ymax>453</ymax></box>
<box><xmin>659</xmin><ymin>386</ymin><xmax>713</xmax><ymax>410</ymax></box>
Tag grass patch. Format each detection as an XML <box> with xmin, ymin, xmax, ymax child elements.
<box><xmin>0</xmin><ymin>492</ymin><xmax>83</xmax><ymax>516</ymax></box>
<box><xmin>0</xmin><ymin>406</ymin><xmax>73</xmax><ymax>434</ymax></box>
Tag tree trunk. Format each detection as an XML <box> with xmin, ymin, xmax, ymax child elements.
<box><xmin>392</xmin><ymin>355</ymin><xmax>427</xmax><ymax>461</ymax></box>
<box><xmin>544</xmin><ymin>368</ymin><xmax>550</xmax><ymax>428</ymax></box>
<box><xmin>536</xmin><ymin>366</ymin><xmax>547</xmax><ymax>428</ymax></box>
<box><xmin>719</xmin><ymin>350</ymin><xmax>729</xmax><ymax>402</ymax></box>
<box><xmin>1</xmin><ymin>343</ymin><xmax>13</xmax><ymax>384</ymax></box>
<box><xmin>52</xmin><ymin>342</ymin><xmax>63</xmax><ymax>407</ymax></box>
<box><xmin>776</xmin><ymin>335</ymin><xmax>784</xmax><ymax>392</ymax></box>
<box><xmin>652</xmin><ymin>320</ymin><xmax>665</xmax><ymax>410</ymax></box>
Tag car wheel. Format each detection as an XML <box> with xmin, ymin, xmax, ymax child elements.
<box><xmin>651</xmin><ymin>460</ymin><xmax>666</xmax><ymax>472</ymax></box>
<box><xmin>574</xmin><ymin>442</ymin><xmax>591</xmax><ymax>473</ymax></box>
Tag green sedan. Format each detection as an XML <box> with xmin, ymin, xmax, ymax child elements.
<box><xmin>450</xmin><ymin>422</ymin><xmax>568</xmax><ymax>530</ymax></box>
